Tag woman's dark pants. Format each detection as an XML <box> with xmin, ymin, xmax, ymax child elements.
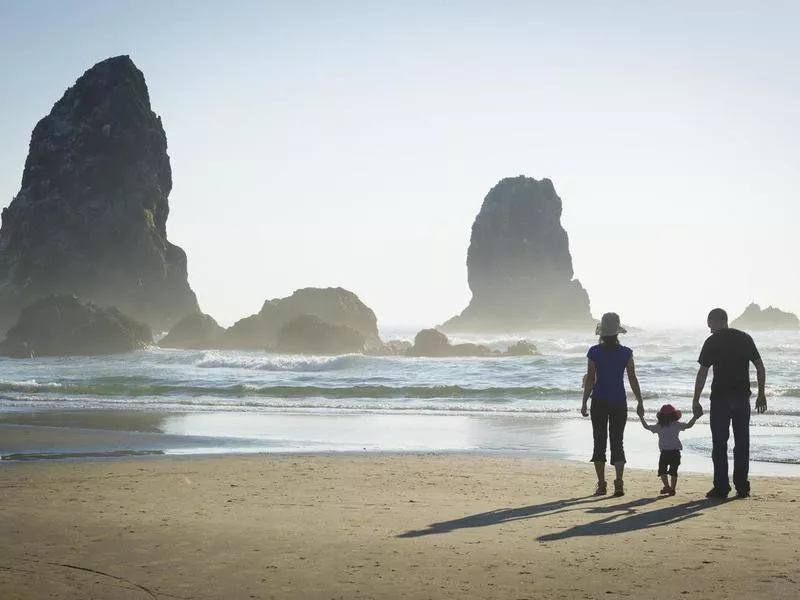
<box><xmin>590</xmin><ymin>397</ymin><xmax>627</xmax><ymax>464</ymax></box>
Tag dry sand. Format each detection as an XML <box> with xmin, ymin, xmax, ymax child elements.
<box><xmin>1</xmin><ymin>454</ymin><xmax>798</xmax><ymax>599</ymax></box>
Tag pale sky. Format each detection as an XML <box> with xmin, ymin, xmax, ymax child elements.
<box><xmin>1</xmin><ymin>1</ymin><xmax>798</xmax><ymax>329</ymax></box>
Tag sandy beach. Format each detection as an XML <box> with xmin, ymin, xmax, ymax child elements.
<box><xmin>1</xmin><ymin>454</ymin><xmax>798</xmax><ymax>600</ymax></box>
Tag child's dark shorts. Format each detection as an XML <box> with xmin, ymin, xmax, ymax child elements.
<box><xmin>658</xmin><ymin>450</ymin><xmax>681</xmax><ymax>476</ymax></box>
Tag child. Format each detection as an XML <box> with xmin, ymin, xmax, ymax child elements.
<box><xmin>638</xmin><ymin>403</ymin><xmax>699</xmax><ymax>495</ymax></box>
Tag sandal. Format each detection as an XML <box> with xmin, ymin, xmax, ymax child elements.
<box><xmin>594</xmin><ymin>481</ymin><xmax>607</xmax><ymax>496</ymax></box>
<box><xmin>613</xmin><ymin>479</ymin><xmax>625</xmax><ymax>497</ymax></box>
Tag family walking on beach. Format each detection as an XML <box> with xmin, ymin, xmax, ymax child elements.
<box><xmin>581</xmin><ymin>309</ymin><xmax>767</xmax><ymax>499</ymax></box>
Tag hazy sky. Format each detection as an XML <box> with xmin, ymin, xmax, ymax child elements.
<box><xmin>1</xmin><ymin>1</ymin><xmax>798</xmax><ymax>329</ymax></box>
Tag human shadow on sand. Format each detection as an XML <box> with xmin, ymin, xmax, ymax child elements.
<box><xmin>398</xmin><ymin>495</ymin><xmax>727</xmax><ymax>539</ymax></box>
<box><xmin>536</xmin><ymin>497</ymin><xmax>725</xmax><ymax>541</ymax></box>
<box><xmin>397</xmin><ymin>495</ymin><xmax>616</xmax><ymax>538</ymax></box>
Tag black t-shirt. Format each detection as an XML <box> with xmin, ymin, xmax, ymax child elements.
<box><xmin>698</xmin><ymin>328</ymin><xmax>761</xmax><ymax>397</ymax></box>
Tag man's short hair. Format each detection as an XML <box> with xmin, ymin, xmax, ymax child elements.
<box><xmin>707</xmin><ymin>308</ymin><xmax>728</xmax><ymax>323</ymax></box>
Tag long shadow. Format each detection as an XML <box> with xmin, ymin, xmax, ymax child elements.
<box><xmin>397</xmin><ymin>494</ymin><xmax>729</xmax><ymax>540</ymax></box>
<box><xmin>537</xmin><ymin>497</ymin><xmax>726</xmax><ymax>541</ymax></box>
<box><xmin>397</xmin><ymin>495</ymin><xmax>616</xmax><ymax>538</ymax></box>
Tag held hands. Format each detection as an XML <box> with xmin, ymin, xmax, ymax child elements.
<box><xmin>636</xmin><ymin>402</ymin><xmax>644</xmax><ymax>418</ymax></box>
<box><xmin>692</xmin><ymin>401</ymin><xmax>703</xmax><ymax>418</ymax></box>
<box><xmin>755</xmin><ymin>393</ymin><xmax>768</xmax><ymax>414</ymax></box>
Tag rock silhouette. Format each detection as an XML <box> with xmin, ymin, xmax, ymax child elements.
<box><xmin>221</xmin><ymin>287</ymin><xmax>380</xmax><ymax>351</ymax></box>
<box><xmin>442</xmin><ymin>176</ymin><xmax>592</xmax><ymax>332</ymax></box>
<box><xmin>0</xmin><ymin>55</ymin><xmax>199</xmax><ymax>334</ymax></box>
<box><xmin>731</xmin><ymin>303</ymin><xmax>799</xmax><ymax>330</ymax></box>
<box><xmin>0</xmin><ymin>294</ymin><xmax>152</xmax><ymax>357</ymax></box>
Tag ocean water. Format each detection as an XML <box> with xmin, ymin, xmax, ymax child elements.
<box><xmin>1</xmin><ymin>328</ymin><xmax>798</xmax><ymax>473</ymax></box>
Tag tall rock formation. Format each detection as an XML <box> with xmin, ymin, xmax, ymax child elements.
<box><xmin>441</xmin><ymin>176</ymin><xmax>592</xmax><ymax>332</ymax></box>
<box><xmin>0</xmin><ymin>55</ymin><xmax>199</xmax><ymax>334</ymax></box>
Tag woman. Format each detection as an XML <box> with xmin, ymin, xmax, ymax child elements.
<box><xmin>581</xmin><ymin>312</ymin><xmax>644</xmax><ymax>497</ymax></box>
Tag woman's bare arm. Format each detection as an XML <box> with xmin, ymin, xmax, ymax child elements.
<box><xmin>626</xmin><ymin>355</ymin><xmax>644</xmax><ymax>414</ymax></box>
<box><xmin>581</xmin><ymin>360</ymin><xmax>596</xmax><ymax>416</ymax></box>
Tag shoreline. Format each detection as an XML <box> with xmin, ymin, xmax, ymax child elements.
<box><xmin>2</xmin><ymin>408</ymin><xmax>800</xmax><ymax>478</ymax></box>
<box><xmin>1</xmin><ymin>453</ymin><xmax>799</xmax><ymax>599</ymax></box>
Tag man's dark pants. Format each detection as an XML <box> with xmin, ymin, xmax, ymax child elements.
<box><xmin>710</xmin><ymin>394</ymin><xmax>751</xmax><ymax>493</ymax></box>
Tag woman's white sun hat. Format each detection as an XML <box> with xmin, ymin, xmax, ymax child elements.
<box><xmin>595</xmin><ymin>312</ymin><xmax>627</xmax><ymax>336</ymax></box>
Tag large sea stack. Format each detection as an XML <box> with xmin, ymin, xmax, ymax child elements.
<box><xmin>441</xmin><ymin>176</ymin><xmax>592</xmax><ymax>332</ymax></box>
<box><xmin>0</xmin><ymin>55</ymin><xmax>199</xmax><ymax>334</ymax></box>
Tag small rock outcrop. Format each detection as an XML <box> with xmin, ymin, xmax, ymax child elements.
<box><xmin>731</xmin><ymin>303</ymin><xmax>800</xmax><ymax>330</ymax></box>
<box><xmin>412</xmin><ymin>329</ymin><xmax>450</xmax><ymax>356</ymax></box>
<box><xmin>441</xmin><ymin>176</ymin><xmax>592</xmax><ymax>332</ymax></box>
<box><xmin>159</xmin><ymin>313</ymin><xmax>224</xmax><ymax>349</ymax></box>
<box><xmin>222</xmin><ymin>287</ymin><xmax>380</xmax><ymax>350</ymax></box>
<box><xmin>504</xmin><ymin>340</ymin><xmax>540</xmax><ymax>356</ymax></box>
<box><xmin>407</xmin><ymin>329</ymin><xmax>539</xmax><ymax>357</ymax></box>
<box><xmin>0</xmin><ymin>294</ymin><xmax>151</xmax><ymax>357</ymax></box>
<box><xmin>366</xmin><ymin>339</ymin><xmax>414</xmax><ymax>356</ymax></box>
<box><xmin>275</xmin><ymin>314</ymin><xmax>365</xmax><ymax>355</ymax></box>
<box><xmin>448</xmin><ymin>342</ymin><xmax>494</xmax><ymax>357</ymax></box>
<box><xmin>0</xmin><ymin>55</ymin><xmax>199</xmax><ymax>335</ymax></box>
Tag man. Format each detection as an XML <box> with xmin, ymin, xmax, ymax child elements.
<box><xmin>692</xmin><ymin>308</ymin><xmax>767</xmax><ymax>499</ymax></box>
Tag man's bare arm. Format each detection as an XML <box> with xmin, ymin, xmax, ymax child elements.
<box><xmin>754</xmin><ymin>359</ymin><xmax>766</xmax><ymax>397</ymax></box>
<box><xmin>692</xmin><ymin>365</ymin><xmax>709</xmax><ymax>417</ymax></box>
<box><xmin>754</xmin><ymin>358</ymin><xmax>767</xmax><ymax>413</ymax></box>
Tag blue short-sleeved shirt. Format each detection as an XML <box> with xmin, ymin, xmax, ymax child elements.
<box><xmin>587</xmin><ymin>344</ymin><xmax>633</xmax><ymax>403</ymax></box>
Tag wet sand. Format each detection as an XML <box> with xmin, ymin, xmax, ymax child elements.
<box><xmin>4</xmin><ymin>409</ymin><xmax>800</xmax><ymax>478</ymax></box>
<box><xmin>1</xmin><ymin>454</ymin><xmax>798</xmax><ymax>599</ymax></box>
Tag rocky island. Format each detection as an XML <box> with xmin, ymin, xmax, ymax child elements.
<box><xmin>731</xmin><ymin>303</ymin><xmax>800</xmax><ymax>330</ymax></box>
<box><xmin>159</xmin><ymin>287</ymin><xmax>381</xmax><ymax>353</ymax></box>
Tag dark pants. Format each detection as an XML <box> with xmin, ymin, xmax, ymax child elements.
<box><xmin>590</xmin><ymin>398</ymin><xmax>627</xmax><ymax>464</ymax></box>
<box><xmin>710</xmin><ymin>394</ymin><xmax>751</xmax><ymax>493</ymax></box>
<box><xmin>658</xmin><ymin>450</ymin><xmax>681</xmax><ymax>476</ymax></box>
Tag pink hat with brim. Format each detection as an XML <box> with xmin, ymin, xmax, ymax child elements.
<box><xmin>657</xmin><ymin>404</ymin><xmax>681</xmax><ymax>420</ymax></box>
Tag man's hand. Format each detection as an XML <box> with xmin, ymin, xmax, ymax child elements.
<box><xmin>581</xmin><ymin>401</ymin><xmax>589</xmax><ymax>417</ymax></box>
<box><xmin>692</xmin><ymin>401</ymin><xmax>703</xmax><ymax>418</ymax></box>
<box><xmin>636</xmin><ymin>402</ymin><xmax>644</xmax><ymax>418</ymax></box>
<box><xmin>755</xmin><ymin>393</ymin><xmax>767</xmax><ymax>414</ymax></box>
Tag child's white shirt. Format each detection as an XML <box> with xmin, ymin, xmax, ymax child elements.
<box><xmin>643</xmin><ymin>421</ymin><xmax>689</xmax><ymax>451</ymax></box>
